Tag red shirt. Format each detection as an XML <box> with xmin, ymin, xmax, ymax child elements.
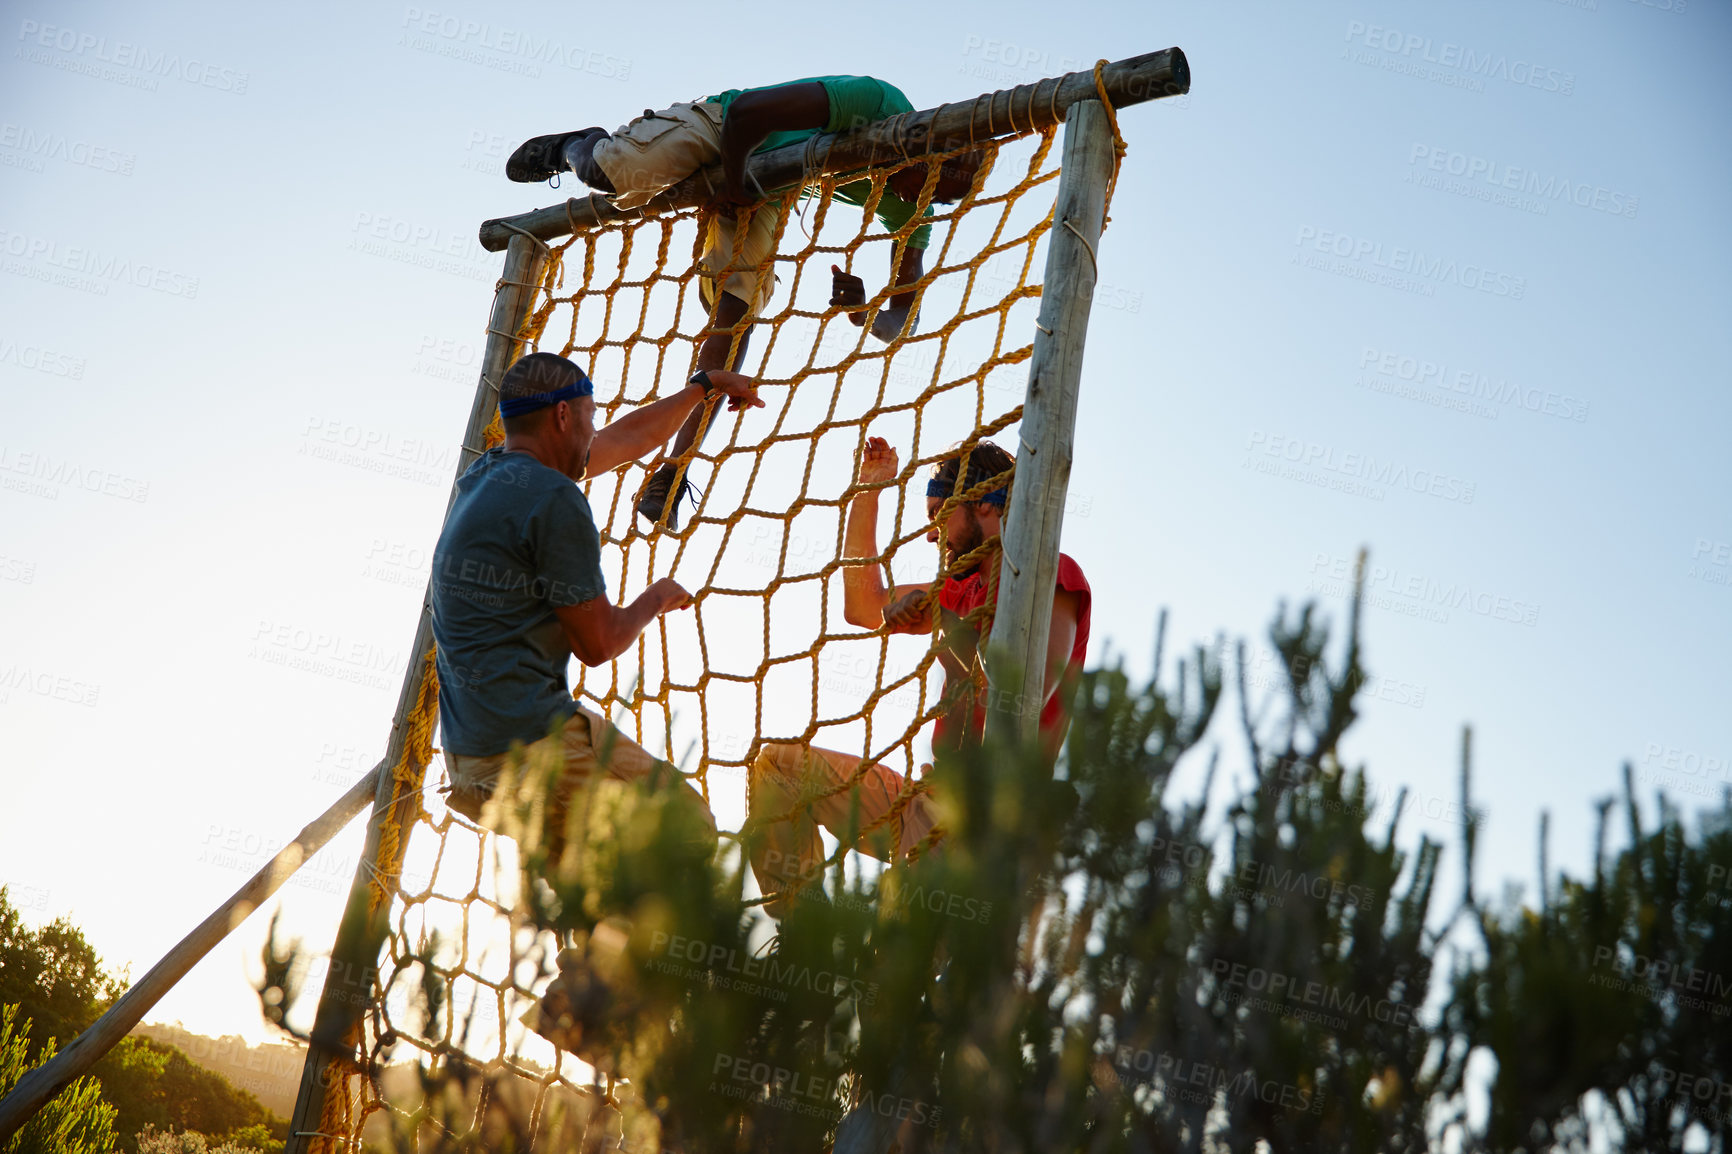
<box><xmin>930</xmin><ymin>552</ymin><xmax>1092</xmax><ymax>752</ymax></box>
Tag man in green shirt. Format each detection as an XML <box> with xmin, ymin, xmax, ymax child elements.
<box><xmin>508</xmin><ymin>76</ymin><xmax>980</xmax><ymax>531</ymax></box>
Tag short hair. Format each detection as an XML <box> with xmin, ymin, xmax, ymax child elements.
<box><xmin>929</xmin><ymin>439</ymin><xmax>1015</xmax><ymax>508</ymax></box>
<box><xmin>500</xmin><ymin>352</ymin><xmax>585</xmax><ymax>434</ymax></box>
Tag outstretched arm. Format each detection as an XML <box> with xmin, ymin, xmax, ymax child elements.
<box><xmin>555</xmin><ymin>579</ymin><xmax>691</xmax><ymax>666</ymax></box>
<box><xmin>585</xmin><ymin>370</ymin><xmax>761</xmax><ymax>476</ymax></box>
<box><xmin>841</xmin><ymin>436</ymin><xmax>928</xmax><ymax>631</ymax></box>
<box><xmin>830</xmin><ymin>246</ymin><xmax>924</xmax><ymax>344</ymax></box>
<box><xmin>716</xmin><ymin>82</ymin><xmax>829</xmax><ymax>205</ymax></box>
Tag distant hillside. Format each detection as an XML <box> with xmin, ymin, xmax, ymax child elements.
<box><xmin>133</xmin><ymin>1023</ymin><xmax>305</xmax><ymax>1120</ymax></box>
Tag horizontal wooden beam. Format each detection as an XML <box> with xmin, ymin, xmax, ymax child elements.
<box><xmin>478</xmin><ymin>47</ymin><xmax>1188</xmax><ymax>252</ymax></box>
<box><xmin>0</xmin><ymin>764</ymin><xmax>384</xmax><ymax>1144</ymax></box>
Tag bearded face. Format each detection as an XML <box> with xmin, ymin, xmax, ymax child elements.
<box><xmin>926</xmin><ymin>499</ymin><xmax>988</xmax><ymax>573</ymax></box>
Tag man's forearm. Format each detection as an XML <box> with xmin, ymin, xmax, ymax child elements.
<box><xmin>578</xmin><ymin>591</ymin><xmax>665</xmax><ymax>666</ymax></box>
<box><xmin>586</xmin><ymin>383</ymin><xmax>705</xmax><ymax>475</ymax></box>
<box><xmin>866</xmin><ymin>306</ymin><xmax>915</xmax><ymax>344</ymax></box>
<box><xmin>841</xmin><ymin>494</ymin><xmax>889</xmax><ymax>626</ymax></box>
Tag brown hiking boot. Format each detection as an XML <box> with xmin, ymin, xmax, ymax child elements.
<box><xmin>635</xmin><ymin>462</ymin><xmax>699</xmax><ymax>531</ymax></box>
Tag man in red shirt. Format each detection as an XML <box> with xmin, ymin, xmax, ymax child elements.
<box><xmin>744</xmin><ymin>436</ymin><xmax>1090</xmax><ymax>914</ymax></box>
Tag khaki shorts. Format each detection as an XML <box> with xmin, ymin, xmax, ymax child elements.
<box><xmin>745</xmin><ymin>741</ymin><xmax>939</xmax><ymax>917</ymax></box>
<box><xmin>590</xmin><ymin>100</ymin><xmax>781</xmax><ymax>316</ymax></box>
<box><xmin>442</xmin><ymin>706</ymin><xmax>715</xmax><ymax>844</ymax></box>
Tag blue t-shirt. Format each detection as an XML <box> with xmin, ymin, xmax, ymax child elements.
<box><xmin>431</xmin><ymin>447</ymin><xmax>607</xmax><ymax>756</ymax></box>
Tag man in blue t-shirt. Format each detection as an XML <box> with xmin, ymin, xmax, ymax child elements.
<box><xmin>431</xmin><ymin>350</ymin><xmax>760</xmax><ymax>835</ymax></box>
<box><xmin>506</xmin><ymin>76</ymin><xmax>982</xmax><ymax>532</ymax></box>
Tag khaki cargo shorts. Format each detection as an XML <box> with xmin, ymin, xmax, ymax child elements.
<box><xmin>745</xmin><ymin>741</ymin><xmax>939</xmax><ymax>917</ymax></box>
<box><xmin>590</xmin><ymin>100</ymin><xmax>781</xmax><ymax>315</ymax></box>
<box><xmin>442</xmin><ymin>706</ymin><xmax>715</xmax><ymax>841</ymax></box>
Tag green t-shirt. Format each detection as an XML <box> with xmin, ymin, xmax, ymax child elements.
<box><xmin>701</xmin><ymin>75</ymin><xmax>933</xmax><ymax>249</ymax></box>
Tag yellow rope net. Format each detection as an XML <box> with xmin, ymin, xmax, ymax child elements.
<box><xmin>308</xmin><ymin>82</ymin><xmax>1126</xmax><ymax>1153</ymax></box>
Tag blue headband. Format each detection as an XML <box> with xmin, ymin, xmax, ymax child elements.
<box><xmin>927</xmin><ymin>478</ymin><xmax>1007</xmax><ymax>506</ymax></box>
<box><xmin>499</xmin><ymin>372</ymin><xmax>593</xmax><ymax>418</ymax></box>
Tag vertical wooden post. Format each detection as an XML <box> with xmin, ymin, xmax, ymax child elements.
<box><xmin>833</xmin><ymin>103</ymin><xmax>1121</xmax><ymax>1154</ymax></box>
<box><xmin>984</xmin><ymin>101</ymin><xmax>1115</xmax><ymax>746</ymax></box>
<box><xmin>285</xmin><ymin>232</ymin><xmax>549</xmax><ymax>1154</ymax></box>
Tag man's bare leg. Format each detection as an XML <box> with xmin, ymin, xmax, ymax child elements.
<box><xmin>636</xmin><ymin>290</ymin><xmax>753</xmax><ymax>528</ymax></box>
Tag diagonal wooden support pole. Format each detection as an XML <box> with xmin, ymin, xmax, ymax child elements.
<box><xmin>0</xmin><ymin>765</ymin><xmax>383</xmax><ymax>1144</ymax></box>
<box><xmin>283</xmin><ymin>231</ymin><xmax>550</xmax><ymax>1154</ymax></box>
<box><xmin>835</xmin><ymin>99</ymin><xmax>1122</xmax><ymax>1154</ymax></box>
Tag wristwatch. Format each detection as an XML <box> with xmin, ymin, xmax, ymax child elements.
<box><xmin>688</xmin><ymin>370</ymin><xmax>714</xmax><ymax>393</ymax></box>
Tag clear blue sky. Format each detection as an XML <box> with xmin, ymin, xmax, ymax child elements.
<box><xmin>2</xmin><ymin>0</ymin><xmax>1728</xmax><ymax>1046</ymax></box>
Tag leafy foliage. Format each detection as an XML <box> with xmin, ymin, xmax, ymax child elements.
<box><xmin>260</xmin><ymin>584</ymin><xmax>1730</xmax><ymax>1152</ymax></box>
<box><xmin>2</xmin><ymin>1004</ymin><xmax>117</xmax><ymax>1154</ymax></box>
<box><xmin>0</xmin><ymin>893</ymin><xmax>287</xmax><ymax>1153</ymax></box>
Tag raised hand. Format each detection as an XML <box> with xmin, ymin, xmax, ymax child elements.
<box><xmin>856</xmin><ymin>436</ymin><xmax>899</xmax><ymax>487</ymax></box>
<box><xmin>830</xmin><ymin>264</ymin><xmax>868</xmax><ymax>321</ymax></box>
